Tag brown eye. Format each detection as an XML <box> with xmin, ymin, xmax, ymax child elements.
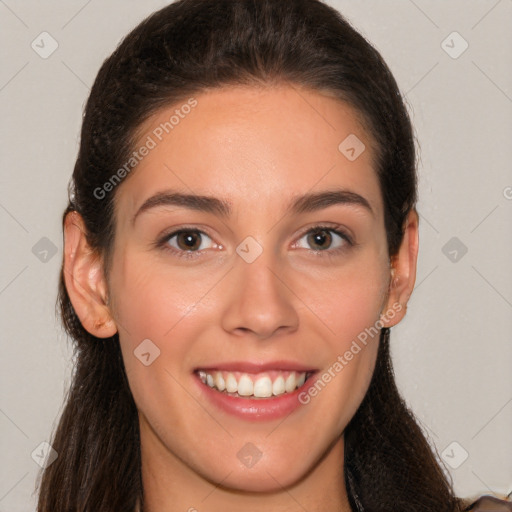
<box><xmin>306</xmin><ymin>229</ymin><xmax>333</xmax><ymax>250</ymax></box>
<box><xmin>295</xmin><ymin>226</ymin><xmax>351</xmax><ymax>252</ymax></box>
<box><xmin>175</xmin><ymin>231</ymin><xmax>202</xmax><ymax>251</ymax></box>
<box><xmin>165</xmin><ymin>229</ymin><xmax>215</xmax><ymax>253</ymax></box>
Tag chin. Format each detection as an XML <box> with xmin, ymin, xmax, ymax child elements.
<box><xmin>202</xmin><ymin>456</ymin><xmax>307</xmax><ymax>494</ymax></box>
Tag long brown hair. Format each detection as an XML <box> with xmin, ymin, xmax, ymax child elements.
<box><xmin>37</xmin><ymin>1</ymin><xmax>467</xmax><ymax>510</ymax></box>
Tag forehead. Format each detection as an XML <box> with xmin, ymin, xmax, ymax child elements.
<box><xmin>114</xmin><ymin>84</ymin><xmax>383</xmax><ymax>225</ymax></box>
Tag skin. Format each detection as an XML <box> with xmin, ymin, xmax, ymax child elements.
<box><xmin>63</xmin><ymin>84</ymin><xmax>419</xmax><ymax>512</ymax></box>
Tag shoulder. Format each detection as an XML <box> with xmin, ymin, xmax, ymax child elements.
<box><xmin>462</xmin><ymin>495</ymin><xmax>512</xmax><ymax>511</ymax></box>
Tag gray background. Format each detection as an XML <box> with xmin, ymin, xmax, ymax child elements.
<box><xmin>1</xmin><ymin>0</ymin><xmax>511</xmax><ymax>510</ymax></box>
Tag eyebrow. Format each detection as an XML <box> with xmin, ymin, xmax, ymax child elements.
<box><xmin>132</xmin><ymin>187</ymin><xmax>374</xmax><ymax>225</ymax></box>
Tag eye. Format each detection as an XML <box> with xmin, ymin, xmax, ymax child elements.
<box><xmin>156</xmin><ymin>224</ymin><xmax>353</xmax><ymax>260</ymax></box>
<box><xmin>160</xmin><ymin>228</ymin><xmax>219</xmax><ymax>258</ymax></box>
<box><xmin>294</xmin><ymin>225</ymin><xmax>353</xmax><ymax>254</ymax></box>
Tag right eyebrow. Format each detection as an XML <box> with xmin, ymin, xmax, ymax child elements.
<box><xmin>132</xmin><ymin>190</ymin><xmax>231</xmax><ymax>225</ymax></box>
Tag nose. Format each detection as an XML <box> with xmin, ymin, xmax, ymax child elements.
<box><xmin>220</xmin><ymin>250</ymin><xmax>300</xmax><ymax>340</ymax></box>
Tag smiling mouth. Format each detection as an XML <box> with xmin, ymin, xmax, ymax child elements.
<box><xmin>195</xmin><ymin>369</ymin><xmax>315</xmax><ymax>399</ymax></box>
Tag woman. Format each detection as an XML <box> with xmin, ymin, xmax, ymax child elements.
<box><xmin>36</xmin><ymin>0</ymin><xmax>510</xmax><ymax>510</ymax></box>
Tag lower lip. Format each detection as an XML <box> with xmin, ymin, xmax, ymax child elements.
<box><xmin>194</xmin><ymin>372</ymin><xmax>318</xmax><ymax>421</ymax></box>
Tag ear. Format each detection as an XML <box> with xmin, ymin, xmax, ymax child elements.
<box><xmin>380</xmin><ymin>208</ymin><xmax>419</xmax><ymax>328</ymax></box>
<box><xmin>63</xmin><ymin>211</ymin><xmax>117</xmax><ymax>338</ymax></box>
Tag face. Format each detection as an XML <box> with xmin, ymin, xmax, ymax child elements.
<box><xmin>87</xmin><ymin>85</ymin><xmax>404</xmax><ymax>493</ymax></box>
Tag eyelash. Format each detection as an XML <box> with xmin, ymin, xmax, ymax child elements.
<box><xmin>156</xmin><ymin>224</ymin><xmax>355</xmax><ymax>260</ymax></box>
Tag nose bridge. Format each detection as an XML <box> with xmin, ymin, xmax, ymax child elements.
<box><xmin>220</xmin><ymin>238</ymin><xmax>299</xmax><ymax>338</ymax></box>
<box><xmin>237</xmin><ymin>246</ymin><xmax>282</xmax><ymax>300</ymax></box>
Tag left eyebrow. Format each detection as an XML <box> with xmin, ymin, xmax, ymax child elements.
<box><xmin>290</xmin><ymin>189</ymin><xmax>374</xmax><ymax>217</ymax></box>
<box><xmin>131</xmin><ymin>187</ymin><xmax>374</xmax><ymax>225</ymax></box>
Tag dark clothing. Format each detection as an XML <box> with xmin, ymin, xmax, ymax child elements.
<box><xmin>465</xmin><ymin>495</ymin><xmax>512</xmax><ymax>511</ymax></box>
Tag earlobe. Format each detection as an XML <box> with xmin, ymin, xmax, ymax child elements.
<box><xmin>380</xmin><ymin>209</ymin><xmax>419</xmax><ymax>328</ymax></box>
<box><xmin>63</xmin><ymin>211</ymin><xmax>117</xmax><ymax>338</ymax></box>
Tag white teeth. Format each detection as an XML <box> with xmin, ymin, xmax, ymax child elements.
<box><xmin>272</xmin><ymin>375</ymin><xmax>285</xmax><ymax>396</ymax></box>
<box><xmin>214</xmin><ymin>371</ymin><xmax>226</xmax><ymax>391</ymax></box>
<box><xmin>285</xmin><ymin>373</ymin><xmax>297</xmax><ymax>393</ymax></box>
<box><xmin>225</xmin><ymin>373</ymin><xmax>238</xmax><ymax>393</ymax></box>
<box><xmin>198</xmin><ymin>370</ymin><xmax>309</xmax><ymax>398</ymax></box>
<box><xmin>237</xmin><ymin>374</ymin><xmax>254</xmax><ymax>396</ymax></box>
<box><xmin>253</xmin><ymin>376</ymin><xmax>273</xmax><ymax>398</ymax></box>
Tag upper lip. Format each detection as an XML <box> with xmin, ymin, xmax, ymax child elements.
<box><xmin>194</xmin><ymin>361</ymin><xmax>318</xmax><ymax>373</ymax></box>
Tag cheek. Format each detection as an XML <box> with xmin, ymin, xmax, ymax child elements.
<box><xmin>298</xmin><ymin>258</ymin><xmax>389</xmax><ymax>344</ymax></box>
<box><xmin>109</xmin><ymin>250</ymin><xmax>216</xmax><ymax>341</ymax></box>
<box><xmin>292</xmin><ymin>254</ymin><xmax>388</xmax><ymax>404</ymax></box>
<box><xmin>109</xmin><ymin>252</ymin><xmax>224</xmax><ymax>398</ymax></box>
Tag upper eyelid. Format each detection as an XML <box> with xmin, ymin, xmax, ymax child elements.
<box><xmin>295</xmin><ymin>224</ymin><xmax>352</xmax><ymax>241</ymax></box>
<box><xmin>160</xmin><ymin>226</ymin><xmax>218</xmax><ymax>246</ymax></box>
